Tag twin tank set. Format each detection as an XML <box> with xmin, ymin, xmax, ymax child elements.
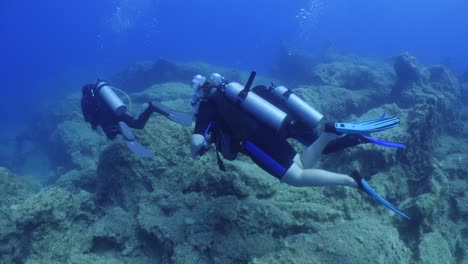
<box><xmin>209</xmin><ymin>72</ymin><xmax>323</xmax><ymax>132</ymax></box>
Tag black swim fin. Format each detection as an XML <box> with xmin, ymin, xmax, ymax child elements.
<box><xmin>119</xmin><ymin>122</ymin><xmax>153</xmax><ymax>158</ymax></box>
<box><xmin>151</xmin><ymin>101</ymin><xmax>193</xmax><ymax>126</ymax></box>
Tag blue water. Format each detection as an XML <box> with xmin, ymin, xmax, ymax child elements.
<box><xmin>1</xmin><ymin>0</ymin><xmax>467</xmax><ymax>124</ymax></box>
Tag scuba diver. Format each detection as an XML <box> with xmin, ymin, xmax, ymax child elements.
<box><xmin>81</xmin><ymin>80</ymin><xmax>192</xmax><ymax>157</ymax></box>
<box><xmin>190</xmin><ymin>72</ymin><xmax>410</xmax><ymax>219</ymax></box>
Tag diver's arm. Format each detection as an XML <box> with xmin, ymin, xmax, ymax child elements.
<box><xmin>193</xmin><ymin>100</ymin><xmax>216</xmax><ymax>133</ymax></box>
<box><xmin>191</xmin><ymin>100</ymin><xmax>216</xmax><ymax>158</ymax></box>
<box><xmin>98</xmin><ymin>110</ymin><xmax>119</xmax><ymax>140</ymax></box>
<box><xmin>190</xmin><ymin>134</ymin><xmax>206</xmax><ymax>158</ymax></box>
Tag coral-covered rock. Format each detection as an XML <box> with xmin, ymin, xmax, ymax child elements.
<box><xmin>137</xmin><ymin>194</ymin><xmax>299</xmax><ymax>263</ymax></box>
<box><xmin>50</xmin><ymin>120</ymin><xmax>107</xmax><ymax>170</ymax></box>
<box><xmin>8</xmin><ymin>187</ymin><xmax>97</xmax><ymax>263</ymax></box>
<box><xmin>402</xmin><ymin>102</ymin><xmax>443</xmax><ymax>178</ymax></box>
<box><xmin>0</xmin><ymin>167</ymin><xmax>37</xmax><ymax>211</ymax></box>
<box><xmin>63</xmin><ymin>254</ymin><xmax>131</xmax><ymax>264</ymax></box>
<box><xmin>426</xmin><ymin>65</ymin><xmax>461</xmax><ymax>96</ymax></box>
<box><xmin>392</xmin><ymin>53</ymin><xmax>462</xmax><ymax>113</ymax></box>
<box><xmin>91</xmin><ymin>207</ymin><xmax>136</xmax><ymax>252</ymax></box>
<box><xmin>0</xmin><ymin>210</ymin><xmax>25</xmax><ymax>264</ymax></box>
<box><xmin>14</xmin><ymin>187</ymin><xmax>96</xmax><ymax>228</ymax></box>
<box><xmin>433</xmin><ymin>135</ymin><xmax>467</xmax><ymax>180</ymax></box>
<box><xmin>461</xmin><ymin>84</ymin><xmax>468</xmax><ymax>104</ymax></box>
<box><xmin>251</xmin><ymin>219</ymin><xmax>411</xmax><ymax>264</ymax></box>
<box><xmin>312</xmin><ymin>61</ymin><xmax>394</xmax><ymax>92</ymax></box>
<box><xmin>461</xmin><ymin>69</ymin><xmax>468</xmax><ymax>83</ymax></box>
<box><xmin>0</xmin><ymin>168</ymin><xmax>37</xmax><ymax>264</ymax></box>
<box><xmin>394</xmin><ymin>52</ymin><xmax>421</xmax><ymax>86</ymax></box>
<box><xmin>453</xmin><ymin>186</ymin><xmax>468</xmax><ymax>219</ymax></box>
<box><xmin>56</xmin><ymin>168</ymin><xmax>97</xmax><ymax>193</ymax></box>
<box><xmin>95</xmin><ymin>143</ymin><xmax>154</xmax><ymax>209</ymax></box>
<box><xmin>62</xmin><ymin>253</ymin><xmax>155</xmax><ymax>264</ymax></box>
<box><xmin>402</xmin><ymin>193</ymin><xmax>438</xmax><ymax>225</ymax></box>
<box><xmin>417</xmin><ymin>232</ymin><xmax>453</xmax><ymax>264</ymax></box>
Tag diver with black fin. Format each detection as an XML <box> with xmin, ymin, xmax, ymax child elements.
<box><xmin>190</xmin><ymin>72</ymin><xmax>410</xmax><ymax>219</ymax></box>
<box><xmin>81</xmin><ymin>80</ymin><xmax>192</xmax><ymax>157</ymax></box>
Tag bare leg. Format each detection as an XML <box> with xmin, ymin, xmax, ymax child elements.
<box><xmin>301</xmin><ymin>132</ymin><xmax>338</xmax><ymax>169</ymax></box>
<box><xmin>282</xmin><ymin>132</ymin><xmax>357</xmax><ymax>188</ymax></box>
<box><xmin>281</xmin><ymin>163</ymin><xmax>357</xmax><ymax>188</ymax></box>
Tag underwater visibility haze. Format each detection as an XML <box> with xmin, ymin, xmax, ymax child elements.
<box><xmin>1</xmin><ymin>0</ymin><xmax>467</xmax><ymax>263</ymax></box>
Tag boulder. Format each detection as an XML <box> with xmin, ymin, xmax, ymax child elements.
<box><xmin>312</xmin><ymin>61</ymin><xmax>394</xmax><ymax>92</ymax></box>
<box><xmin>417</xmin><ymin>232</ymin><xmax>453</xmax><ymax>264</ymax></box>
<box><xmin>251</xmin><ymin>219</ymin><xmax>411</xmax><ymax>264</ymax></box>
<box><xmin>394</xmin><ymin>53</ymin><xmax>421</xmax><ymax>85</ymax></box>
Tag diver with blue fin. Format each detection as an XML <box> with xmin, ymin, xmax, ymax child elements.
<box><xmin>190</xmin><ymin>72</ymin><xmax>410</xmax><ymax>219</ymax></box>
<box><xmin>81</xmin><ymin>80</ymin><xmax>192</xmax><ymax>157</ymax></box>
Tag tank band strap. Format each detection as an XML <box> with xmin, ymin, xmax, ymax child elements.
<box><xmin>95</xmin><ymin>80</ymin><xmax>109</xmax><ymax>91</ymax></box>
<box><xmin>283</xmin><ymin>89</ymin><xmax>293</xmax><ymax>99</ymax></box>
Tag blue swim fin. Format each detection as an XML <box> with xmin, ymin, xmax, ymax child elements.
<box><xmin>335</xmin><ymin>116</ymin><xmax>400</xmax><ymax>135</ymax></box>
<box><xmin>361</xmin><ymin>179</ymin><xmax>410</xmax><ymax>219</ymax></box>
<box><xmin>351</xmin><ymin>171</ymin><xmax>410</xmax><ymax>219</ymax></box>
<box><xmin>361</xmin><ymin>135</ymin><xmax>406</xmax><ymax>149</ymax></box>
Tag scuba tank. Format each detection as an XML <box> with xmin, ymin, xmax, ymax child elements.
<box><xmin>223</xmin><ymin>72</ymin><xmax>289</xmax><ymax>132</ymax></box>
<box><xmin>268</xmin><ymin>85</ymin><xmax>323</xmax><ymax>128</ymax></box>
<box><xmin>96</xmin><ymin>81</ymin><xmax>127</xmax><ymax>116</ymax></box>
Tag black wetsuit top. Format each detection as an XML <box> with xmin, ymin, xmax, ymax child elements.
<box><xmin>194</xmin><ymin>89</ymin><xmax>296</xmax><ymax>178</ymax></box>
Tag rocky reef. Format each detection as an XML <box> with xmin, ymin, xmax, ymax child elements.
<box><xmin>3</xmin><ymin>52</ymin><xmax>467</xmax><ymax>263</ymax></box>
<box><xmin>461</xmin><ymin>69</ymin><xmax>468</xmax><ymax>83</ymax></box>
<box><xmin>110</xmin><ymin>58</ymin><xmax>275</xmax><ymax>93</ymax></box>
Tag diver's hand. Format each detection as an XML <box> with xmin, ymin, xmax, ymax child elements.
<box><xmin>190</xmin><ymin>134</ymin><xmax>206</xmax><ymax>158</ymax></box>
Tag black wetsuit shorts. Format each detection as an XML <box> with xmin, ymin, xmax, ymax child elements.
<box><xmin>242</xmin><ymin>125</ymin><xmax>296</xmax><ymax>179</ymax></box>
